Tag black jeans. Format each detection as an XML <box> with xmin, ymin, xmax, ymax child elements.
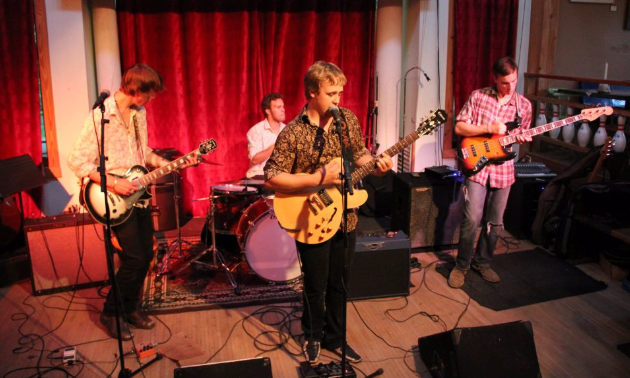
<box><xmin>297</xmin><ymin>229</ymin><xmax>356</xmax><ymax>349</ymax></box>
<box><xmin>103</xmin><ymin>207</ymin><xmax>154</xmax><ymax>316</ymax></box>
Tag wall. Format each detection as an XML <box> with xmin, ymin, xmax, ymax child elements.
<box><xmin>555</xmin><ymin>0</ymin><xmax>630</xmax><ymax>81</ymax></box>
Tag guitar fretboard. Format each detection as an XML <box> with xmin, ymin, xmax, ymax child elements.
<box><xmin>499</xmin><ymin>114</ymin><xmax>585</xmax><ymax>146</ymax></box>
<box><xmin>137</xmin><ymin>149</ymin><xmax>199</xmax><ymax>188</ymax></box>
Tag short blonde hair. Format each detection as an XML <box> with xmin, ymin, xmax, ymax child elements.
<box><xmin>303</xmin><ymin>61</ymin><xmax>347</xmax><ymax>100</ymax></box>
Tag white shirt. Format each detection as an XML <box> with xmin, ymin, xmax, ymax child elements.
<box><xmin>245</xmin><ymin>118</ymin><xmax>285</xmax><ymax>178</ymax></box>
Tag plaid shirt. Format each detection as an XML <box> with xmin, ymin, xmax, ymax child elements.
<box><xmin>457</xmin><ymin>87</ymin><xmax>532</xmax><ymax>188</ymax></box>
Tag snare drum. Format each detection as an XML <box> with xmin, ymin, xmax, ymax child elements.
<box><xmin>236</xmin><ymin>198</ymin><xmax>301</xmax><ymax>283</ymax></box>
<box><xmin>211</xmin><ymin>184</ymin><xmax>258</xmax><ymax>234</ymax></box>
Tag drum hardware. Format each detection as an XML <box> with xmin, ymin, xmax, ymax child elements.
<box><xmin>174</xmin><ymin>190</ymin><xmax>242</xmax><ymax>294</ymax></box>
<box><xmin>156</xmin><ymin>171</ymin><xmax>193</xmax><ymax>278</ymax></box>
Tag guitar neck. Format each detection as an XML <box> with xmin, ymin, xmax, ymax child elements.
<box><xmin>499</xmin><ymin>114</ymin><xmax>585</xmax><ymax>146</ymax></box>
<box><xmin>137</xmin><ymin>149</ymin><xmax>198</xmax><ymax>187</ymax></box>
<box><xmin>351</xmin><ymin>129</ymin><xmax>422</xmax><ymax>185</ymax></box>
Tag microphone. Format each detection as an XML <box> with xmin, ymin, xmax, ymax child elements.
<box><xmin>328</xmin><ymin>105</ymin><xmax>343</xmax><ymax>126</ymax></box>
<box><xmin>92</xmin><ymin>90</ymin><xmax>110</xmax><ymax>109</ymax></box>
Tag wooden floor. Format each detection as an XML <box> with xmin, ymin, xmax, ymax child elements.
<box><xmin>1</xmin><ymin>229</ymin><xmax>630</xmax><ymax>378</ymax></box>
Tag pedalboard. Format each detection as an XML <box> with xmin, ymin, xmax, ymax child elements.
<box><xmin>300</xmin><ymin>361</ymin><xmax>356</xmax><ymax>378</ymax></box>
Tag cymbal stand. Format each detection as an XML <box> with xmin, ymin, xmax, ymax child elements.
<box><xmin>176</xmin><ymin>195</ymin><xmax>241</xmax><ymax>294</ymax></box>
<box><xmin>157</xmin><ymin>171</ymin><xmax>192</xmax><ymax>277</ymax></box>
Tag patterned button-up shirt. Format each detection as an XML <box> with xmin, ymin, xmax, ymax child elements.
<box><xmin>457</xmin><ymin>87</ymin><xmax>532</xmax><ymax>188</ymax></box>
<box><xmin>265</xmin><ymin>105</ymin><xmax>369</xmax><ymax>231</ymax></box>
<box><xmin>68</xmin><ymin>95</ymin><xmax>153</xmax><ymax>179</ymax></box>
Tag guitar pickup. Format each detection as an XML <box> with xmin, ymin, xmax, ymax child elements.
<box><xmin>307</xmin><ymin>196</ymin><xmax>322</xmax><ymax>215</ymax></box>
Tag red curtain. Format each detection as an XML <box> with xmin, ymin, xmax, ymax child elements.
<box><xmin>117</xmin><ymin>0</ymin><xmax>376</xmax><ymax>216</ymax></box>
<box><xmin>453</xmin><ymin>0</ymin><xmax>519</xmax><ymax>116</ymax></box>
<box><xmin>0</xmin><ymin>0</ymin><xmax>43</xmax><ymax>218</ymax></box>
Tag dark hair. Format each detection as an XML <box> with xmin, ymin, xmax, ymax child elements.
<box><xmin>492</xmin><ymin>57</ymin><xmax>518</xmax><ymax>77</ymax></box>
<box><xmin>303</xmin><ymin>61</ymin><xmax>347</xmax><ymax>100</ymax></box>
<box><xmin>261</xmin><ymin>93</ymin><xmax>283</xmax><ymax>117</ymax></box>
<box><xmin>121</xmin><ymin>63</ymin><xmax>165</xmax><ymax>96</ymax></box>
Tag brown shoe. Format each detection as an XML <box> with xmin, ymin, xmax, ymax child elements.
<box><xmin>100</xmin><ymin>312</ymin><xmax>133</xmax><ymax>340</ymax></box>
<box><xmin>127</xmin><ymin>310</ymin><xmax>155</xmax><ymax>329</ymax></box>
<box><xmin>472</xmin><ymin>265</ymin><xmax>500</xmax><ymax>283</ymax></box>
<box><xmin>448</xmin><ymin>267</ymin><xmax>468</xmax><ymax>288</ymax></box>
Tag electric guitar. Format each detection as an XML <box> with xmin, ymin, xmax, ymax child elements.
<box><xmin>588</xmin><ymin>136</ymin><xmax>613</xmax><ymax>183</ymax></box>
<box><xmin>457</xmin><ymin>106</ymin><xmax>613</xmax><ymax>176</ymax></box>
<box><xmin>273</xmin><ymin>109</ymin><xmax>448</xmax><ymax>244</ymax></box>
<box><xmin>83</xmin><ymin>139</ymin><xmax>217</xmax><ymax>226</ymax></box>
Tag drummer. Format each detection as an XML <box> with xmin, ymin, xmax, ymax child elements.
<box><xmin>245</xmin><ymin>93</ymin><xmax>286</xmax><ymax>180</ymax></box>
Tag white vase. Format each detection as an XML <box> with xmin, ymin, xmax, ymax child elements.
<box><xmin>593</xmin><ymin>115</ymin><xmax>608</xmax><ymax>147</ymax></box>
<box><xmin>612</xmin><ymin>115</ymin><xmax>626</xmax><ymax>153</ymax></box>
<box><xmin>577</xmin><ymin>120</ymin><xmax>591</xmax><ymax>148</ymax></box>
<box><xmin>548</xmin><ymin>104</ymin><xmax>561</xmax><ymax>139</ymax></box>
<box><xmin>562</xmin><ymin>107</ymin><xmax>575</xmax><ymax>143</ymax></box>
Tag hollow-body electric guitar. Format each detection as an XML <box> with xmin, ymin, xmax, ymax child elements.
<box><xmin>457</xmin><ymin>106</ymin><xmax>613</xmax><ymax>176</ymax></box>
<box><xmin>83</xmin><ymin>139</ymin><xmax>217</xmax><ymax>226</ymax></box>
<box><xmin>273</xmin><ymin>109</ymin><xmax>448</xmax><ymax>244</ymax></box>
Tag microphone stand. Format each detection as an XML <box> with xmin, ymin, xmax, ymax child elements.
<box><xmin>96</xmin><ymin>102</ymin><xmax>161</xmax><ymax>378</ymax></box>
<box><xmin>334</xmin><ymin>118</ymin><xmax>353</xmax><ymax>378</ymax></box>
<box><xmin>335</xmin><ymin>114</ymin><xmax>384</xmax><ymax>378</ymax></box>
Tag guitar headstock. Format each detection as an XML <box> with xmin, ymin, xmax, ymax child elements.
<box><xmin>580</xmin><ymin>106</ymin><xmax>614</xmax><ymax>122</ymax></box>
<box><xmin>199</xmin><ymin>139</ymin><xmax>217</xmax><ymax>155</ymax></box>
<box><xmin>416</xmin><ymin>109</ymin><xmax>448</xmax><ymax>135</ymax></box>
<box><xmin>600</xmin><ymin>136</ymin><xmax>613</xmax><ymax>158</ymax></box>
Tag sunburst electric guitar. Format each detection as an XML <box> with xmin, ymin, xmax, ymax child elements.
<box><xmin>83</xmin><ymin>139</ymin><xmax>217</xmax><ymax>226</ymax></box>
<box><xmin>458</xmin><ymin>106</ymin><xmax>613</xmax><ymax>176</ymax></box>
<box><xmin>273</xmin><ymin>109</ymin><xmax>448</xmax><ymax>244</ymax></box>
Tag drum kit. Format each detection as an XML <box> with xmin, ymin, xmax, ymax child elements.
<box><xmin>168</xmin><ymin>178</ymin><xmax>301</xmax><ymax>294</ymax></box>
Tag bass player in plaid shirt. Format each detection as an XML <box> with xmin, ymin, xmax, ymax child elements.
<box><xmin>448</xmin><ymin>57</ymin><xmax>533</xmax><ymax>288</ymax></box>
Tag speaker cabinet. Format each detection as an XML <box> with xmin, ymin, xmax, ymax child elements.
<box><xmin>149</xmin><ymin>181</ymin><xmax>181</xmax><ymax>232</ymax></box>
<box><xmin>348</xmin><ymin>231</ymin><xmax>410</xmax><ymax>300</ymax></box>
<box><xmin>418</xmin><ymin>321</ymin><xmax>541</xmax><ymax>378</ymax></box>
<box><xmin>391</xmin><ymin>173</ymin><xmax>464</xmax><ymax>249</ymax></box>
<box><xmin>25</xmin><ymin>213</ymin><xmax>110</xmax><ymax>296</ymax></box>
<box><xmin>174</xmin><ymin>357</ymin><xmax>272</xmax><ymax>378</ymax></box>
<box><xmin>504</xmin><ymin>177</ymin><xmax>551</xmax><ymax>239</ymax></box>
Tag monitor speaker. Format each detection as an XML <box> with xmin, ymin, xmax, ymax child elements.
<box><xmin>25</xmin><ymin>213</ymin><xmax>110</xmax><ymax>296</ymax></box>
<box><xmin>174</xmin><ymin>357</ymin><xmax>272</xmax><ymax>378</ymax></box>
<box><xmin>418</xmin><ymin>321</ymin><xmax>541</xmax><ymax>378</ymax></box>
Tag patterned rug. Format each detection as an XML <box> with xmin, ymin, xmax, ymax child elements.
<box><xmin>141</xmin><ymin>238</ymin><xmax>302</xmax><ymax>313</ymax></box>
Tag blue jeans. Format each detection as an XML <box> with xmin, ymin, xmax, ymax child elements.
<box><xmin>456</xmin><ymin>178</ymin><xmax>511</xmax><ymax>270</ymax></box>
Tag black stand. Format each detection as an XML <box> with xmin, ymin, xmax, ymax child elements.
<box><xmin>334</xmin><ymin>113</ymin><xmax>382</xmax><ymax>378</ymax></box>
<box><xmin>95</xmin><ymin>103</ymin><xmax>161</xmax><ymax>377</ymax></box>
<box><xmin>179</xmin><ymin>193</ymin><xmax>241</xmax><ymax>294</ymax></box>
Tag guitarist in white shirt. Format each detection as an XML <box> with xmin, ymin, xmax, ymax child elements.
<box><xmin>68</xmin><ymin>63</ymin><xmax>196</xmax><ymax>340</ymax></box>
<box><xmin>264</xmin><ymin>61</ymin><xmax>393</xmax><ymax>364</ymax></box>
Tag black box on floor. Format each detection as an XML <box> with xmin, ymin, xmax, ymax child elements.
<box><xmin>174</xmin><ymin>357</ymin><xmax>272</xmax><ymax>378</ymax></box>
<box><xmin>391</xmin><ymin>173</ymin><xmax>464</xmax><ymax>249</ymax></box>
<box><xmin>348</xmin><ymin>231</ymin><xmax>410</xmax><ymax>300</ymax></box>
<box><xmin>504</xmin><ymin>177</ymin><xmax>551</xmax><ymax>239</ymax></box>
<box><xmin>418</xmin><ymin>321</ymin><xmax>541</xmax><ymax>378</ymax></box>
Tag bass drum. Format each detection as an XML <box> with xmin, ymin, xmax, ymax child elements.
<box><xmin>236</xmin><ymin>197</ymin><xmax>301</xmax><ymax>283</ymax></box>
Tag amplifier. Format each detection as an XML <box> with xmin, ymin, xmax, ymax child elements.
<box><xmin>25</xmin><ymin>213</ymin><xmax>110</xmax><ymax>295</ymax></box>
<box><xmin>348</xmin><ymin>231</ymin><xmax>410</xmax><ymax>300</ymax></box>
<box><xmin>391</xmin><ymin>173</ymin><xmax>464</xmax><ymax>249</ymax></box>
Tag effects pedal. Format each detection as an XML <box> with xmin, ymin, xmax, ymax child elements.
<box><xmin>135</xmin><ymin>343</ymin><xmax>156</xmax><ymax>359</ymax></box>
<box><xmin>62</xmin><ymin>347</ymin><xmax>76</xmax><ymax>366</ymax></box>
<box><xmin>300</xmin><ymin>361</ymin><xmax>356</xmax><ymax>378</ymax></box>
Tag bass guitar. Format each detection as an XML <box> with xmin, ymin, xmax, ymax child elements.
<box><xmin>83</xmin><ymin>139</ymin><xmax>217</xmax><ymax>226</ymax></box>
<box><xmin>274</xmin><ymin>109</ymin><xmax>448</xmax><ymax>244</ymax></box>
<box><xmin>458</xmin><ymin>106</ymin><xmax>613</xmax><ymax>176</ymax></box>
